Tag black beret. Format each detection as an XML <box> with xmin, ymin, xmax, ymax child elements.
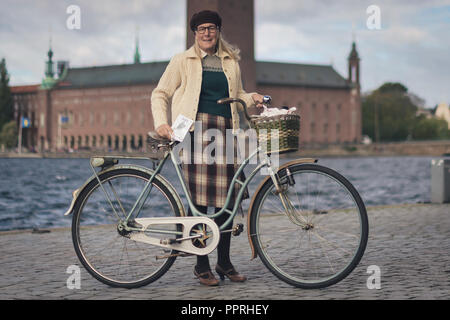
<box><xmin>190</xmin><ymin>10</ymin><xmax>222</xmax><ymax>31</ymax></box>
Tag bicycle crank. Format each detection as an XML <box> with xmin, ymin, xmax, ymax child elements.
<box><xmin>128</xmin><ymin>217</ymin><xmax>220</xmax><ymax>256</ymax></box>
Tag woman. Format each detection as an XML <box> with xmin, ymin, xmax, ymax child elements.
<box><xmin>151</xmin><ymin>10</ymin><xmax>265</xmax><ymax>286</ymax></box>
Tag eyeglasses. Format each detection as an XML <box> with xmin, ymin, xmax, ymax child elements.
<box><xmin>196</xmin><ymin>26</ymin><xmax>218</xmax><ymax>34</ymax></box>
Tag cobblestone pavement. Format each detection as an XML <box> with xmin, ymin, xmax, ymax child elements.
<box><xmin>0</xmin><ymin>203</ymin><xmax>449</xmax><ymax>300</ymax></box>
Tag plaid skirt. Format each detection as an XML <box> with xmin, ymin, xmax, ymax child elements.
<box><xmin>180</xmin><ymin>112</ymin><xmax>249</xmax><ymax>208</ymax></box>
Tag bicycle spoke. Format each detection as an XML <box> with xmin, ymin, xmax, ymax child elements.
<box><xmin>73</xmin><ymin>168</ymin><xmax>181</xmax><ymax>288</ymax></box>
<box><xmin>252</xmin><ymin>164</ymin><xmax>368</xmax><ymax>288</ymax></box>
<box><xmin>108</xmin><ymin>180</ymin><xmax>127</xmax><ymax>219</ymax></box>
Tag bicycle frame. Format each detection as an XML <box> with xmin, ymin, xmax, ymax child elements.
<box><xmin>123</xmin><ymin>142</ymin><xmax>281</xmax><ymax>232</ymax></box>
<box><xmin>68</xmin><ymin>95</ymin><xmax>368</xmax><ymax>289</ymax></box>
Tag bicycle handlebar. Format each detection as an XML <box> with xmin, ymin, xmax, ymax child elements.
<box><xmin>217</xmin><ymin>95</ymin><xmax>271</xmax><ymax>122</ymax></box>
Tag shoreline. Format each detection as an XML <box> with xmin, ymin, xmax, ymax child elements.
<box><xmin>2</xmin><ymin>140</ymin><xmax>450</xmax><ymax>159</ymax></box>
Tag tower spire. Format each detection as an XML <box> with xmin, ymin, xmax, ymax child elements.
<box><xmin>41</xmin><ymin>26</ymin><xmax>57</xmax><ymax>89</ymax></box>
<box><xmin>134</xmin><ymin>25</ymin><xmax>141</xmax><ymax>64</ymax></box>
<box><xmin>352</xmin><ymin>22</ymin><xmax>356</xmax><ymax>43</ymax></box>
<box><xmin>347</xmin><ymin>38</ymin><xmax>360</xmax><ymax>91</ymax></box>
<box><xmin>45</xmin><ymin>27</ymin><xmax>54</xmax><ymax>78</ymax></box>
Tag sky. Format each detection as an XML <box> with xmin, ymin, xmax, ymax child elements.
<box><xmin>1</xmin><ymin>0</ymin><xmax>449</xmax><ymax>108</ymax></box>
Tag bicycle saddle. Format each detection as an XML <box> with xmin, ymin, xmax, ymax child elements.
<box><xmin>147</xmin><ymin>131</ymin><xmax>171</xmax><ymax>159</ymax></box>
<box><xmin>147</xmin><ymin>131</ymin><xmax>171</xmax><ymax>145</ymax></box>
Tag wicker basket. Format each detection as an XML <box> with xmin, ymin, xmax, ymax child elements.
<box><xmin>249</xmin><ymin>113</ymin><xmax>300</xmax><ymax>154</ymax></box>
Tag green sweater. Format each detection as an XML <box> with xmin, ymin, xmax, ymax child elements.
<box><xmin>197</xmin><ymin>55</ymin><xmax>231</xmax><ymax>118</ymax></box>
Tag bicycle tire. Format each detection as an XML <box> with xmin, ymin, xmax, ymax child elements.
<box><xmin>250</xmin><ymin>163</ymin><xmax>368</xmax><ymax>289</ymax></box>
<box><xmin>72</xmin><ymin>168</ymin><xmax>182</xmax><ymax>288</ymax></box>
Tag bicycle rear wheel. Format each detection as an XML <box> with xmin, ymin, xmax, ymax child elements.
<box><xmin>250</xmin><ymin>163</ymin><xmax>368</xmax><ymax>289</ymax></box>
<box><xmin>72</xmin><ymin>168</ymin><xmax>182</xmax><ymax>288</ymax></box>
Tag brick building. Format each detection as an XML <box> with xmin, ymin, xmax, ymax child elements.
<box><xmin>11</xmin><ymin>0</ymin><xmax>361</xmax><ymax>152</ymax></box>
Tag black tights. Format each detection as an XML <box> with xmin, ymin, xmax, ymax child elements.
<box><xmin>188</xmin><ymin>205</ymin><xmax>234</xmax><ymax>273</ymax></box>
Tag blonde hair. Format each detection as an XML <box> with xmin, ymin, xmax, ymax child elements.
<box><xmin>194</xmin><ymin>33</ymin><xmax>241</xmax><ymax>61</ymax></box>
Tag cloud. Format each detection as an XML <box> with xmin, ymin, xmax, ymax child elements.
<box><xmin>1</xmin><ymin>0</ymin><xmax>449</xmax><ymax>107</ymax></box>
<box><xmin>254</xmin><ymin>0</ymin><xmax>450</xmax><ymax>107</ymax></box>
<box><xmin>0</xmin><ymin>0</ymin><xmax>186</xmax><ymax>83</ymax></box>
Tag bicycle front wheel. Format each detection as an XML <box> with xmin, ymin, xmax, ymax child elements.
<box><xmin>250</xmin><ymin>163</ymin><xmax>368</xmax><ymax>289</ymax></box>
<box><xmin>72</xmin><ymin>168</ymin><xmax>182</xmax><ymax>288</ymax></box>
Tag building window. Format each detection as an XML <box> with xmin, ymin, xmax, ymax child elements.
<box><xmin>102</xmin><ymin>113</ymin><xmax>107</xmax><ymax>126</ymax></box>
<box><xmin>138</xmin><ymin>135</ymin><xmax>143</xmax><ymax>149</ymax></box>
<box><xmin>130</xmin><ymin>135</ymin><xmax>136</xmax><ymax>149</ymax></box>
<box><xmin>310</xmin><ymin>103</ymin><xmax>316</xmax><ymax>121</ymax></box>
<box><xmin>122</xmin><ymin>135</ymin><xmax>127</xmax><ymax>151</ymax></box>
<box><xmin>127</xmin><ymin>111</ymin><xmax>132</xmax><ymax>126</ymax></box>
<box><xmin>140</xmin><ymin>109</ymin><xmax>145</xmax><ymax>125</ymax></box>
<box><xmin>114</xmin><ymin>135</ymin><xmax>119</xmax><ymax>150</ymax></box>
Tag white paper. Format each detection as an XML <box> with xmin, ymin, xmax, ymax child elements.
<box><xmin>171</xmin><ymin>114</ymin><xmax>194</xmax><ymax>141</ymax></box>
<box><xmin>259</xmin><ymin>106</ymin><xmax>297</xmax><ymax>117</ymax></box>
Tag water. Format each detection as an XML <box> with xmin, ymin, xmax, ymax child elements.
<box><xmin>0</xmin><ymin>156</ymin><xmax>434</xmax><ymax>231</ymax></box>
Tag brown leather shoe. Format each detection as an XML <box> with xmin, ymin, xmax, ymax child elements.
<box><xmin>215</xmin><ymin>265</ymin><xmax>247</xmax><ymax>282</ymax></box>
<box><xmin>194</xmin><ymin>268</ymin><xmax>220</xmax><ymax>286</ymax></box>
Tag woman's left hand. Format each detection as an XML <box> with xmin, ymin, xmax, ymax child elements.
<box><xmin>251</xmin><ymin>93</ymin><xmax>266</xmax><ymax>108</ymax></box>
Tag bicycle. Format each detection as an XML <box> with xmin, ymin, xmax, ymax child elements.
<box><xmin>65</xmin><ymin>97</ymin><xmax>368</xmax><ymax>289</ymax></box>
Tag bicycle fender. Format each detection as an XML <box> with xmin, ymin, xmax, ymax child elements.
<box><xmin>246</xmin><ymin>157</ymin><xmax>317</xmax><ymax>260</ymax></box>
<box><xmin>63</xmin><ymin>164</ymin><xmax>186</xmax><ymax>217</ymax></box>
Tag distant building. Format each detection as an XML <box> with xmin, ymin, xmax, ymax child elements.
<box><xmin>435</xmin><ymin>102</ymin><xmax>450</xmax><ymax>129</ymax></box>
<box><xmin>11</xmin><ymin>0</ymin><xmax>362</xmax><ymax>152</ymax></box>
<box><xmin>416</xmin><ymin>107</ymin><xmax>433</xmax><ymax>119</ymax></box>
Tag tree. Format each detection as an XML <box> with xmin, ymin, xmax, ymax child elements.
<box><xmin>0</xmin><ymin>58</ymin><xmax>14</xmax><ymax>131</ymax></box>
<box><xmin>411</xmin><ymin>115</ymin><xmax>450</xmax><ymax>140</ymax></box>
<box><xmin>0</xmin><ymin>120</ymin><xmax>18</xmax><ymax>149</ymax></box>
<box><xmin>362</xmin><ymin>82</ymin><xmax>417</xmax><ymax>142</ymax></box>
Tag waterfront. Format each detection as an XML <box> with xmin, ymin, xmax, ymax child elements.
<box><xmin>0</xmin><ymin>156</ymin><xmax>435</xmax><ymax>232</ymax></box>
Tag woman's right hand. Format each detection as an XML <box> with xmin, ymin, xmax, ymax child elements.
<box><xmin>156</xmin><ymin>124</ymin><xmax>173</xmax><ymax>140</ymax></box>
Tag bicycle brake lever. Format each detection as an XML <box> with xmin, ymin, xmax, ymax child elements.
<box><xmin>263</xmin><ymin>95</ymin><xmax>272</xmax><ymax>106</ymax></box>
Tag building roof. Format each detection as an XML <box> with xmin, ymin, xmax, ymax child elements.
<box><xmin>10</xmin><ymin>84</ymin><xmax>40</xmax><ymax>94</ymax></box>
<box><xmin>256</xmin><ymin>61</ymin><xmax>350</xmax><ymax>88</ymax></box>
<box><xmin>55</xmin><ymin>60</ymin><xmax>350</xmax><ymax>89</ymax></box>
<box><xmin>57</xmin><ymin>61</ymin><xmax>169</xmax><ymax>89</ymax></box>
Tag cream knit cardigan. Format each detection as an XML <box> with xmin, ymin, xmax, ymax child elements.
<box><xmin>151</xmin><ymin>45</ymin><xmax>256</xmax><ymax>133</ymax></box>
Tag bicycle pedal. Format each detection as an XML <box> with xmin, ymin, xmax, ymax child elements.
<box><xmin>232</xmin><ymin>223</ymin><xmax>244</xmax><ymax>236</ymax></box>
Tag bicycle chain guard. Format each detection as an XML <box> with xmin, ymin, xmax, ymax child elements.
<box><xmin>128</xmin><ymin>217</ymin><xmax>220</xmax><ymax>256</ymax></box>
